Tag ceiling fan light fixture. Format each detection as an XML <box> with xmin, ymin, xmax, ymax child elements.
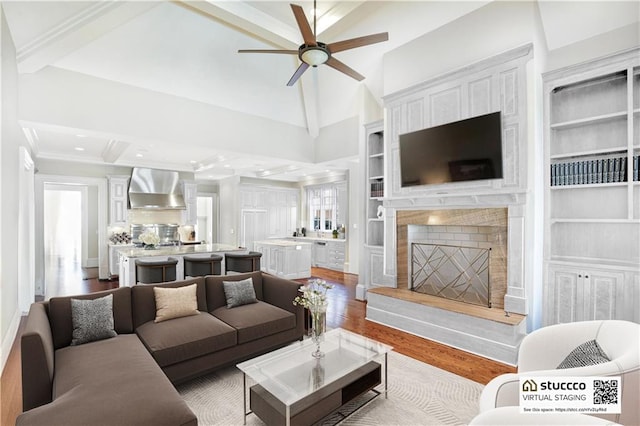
<box><xmin>300</xmin><ymin>47</ymin><xmax>329</xmax><ymax>66</ymax></box>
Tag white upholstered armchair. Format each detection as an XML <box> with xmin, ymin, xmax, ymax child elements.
<box><xmin>478</xmin><ymin>320</ymin><xmax>640</xmax><ymax>425</ymax></box>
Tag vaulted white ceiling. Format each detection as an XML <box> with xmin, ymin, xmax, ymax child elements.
<box><xmin>3</xmin><ymin>1</ymin><xmax>637</xmax><ymax>181</ymax></box>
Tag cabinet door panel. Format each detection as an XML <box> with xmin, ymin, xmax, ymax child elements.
<box><xmin>551</xmin><ymin>269</ymin><xmax>580</xmax><ymax>324</ymax></box>
<box><xmin>586</xmin><ymin>271</ymin><xmax>624</xmax><ymax>321</ymax></box>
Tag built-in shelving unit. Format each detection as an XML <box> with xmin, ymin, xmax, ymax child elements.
<box><xmin>366</xmin><ymin>124</ymin><xmax>384</xmax><ymax>247</ymax></box>
<box><xmin>543</xmin><ymin>48</ymin><xmax>640</xmax><ymax>326</ymax></box>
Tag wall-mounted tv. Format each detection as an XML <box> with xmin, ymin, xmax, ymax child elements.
<box><xmin>399</xmin><ymin>111</ymin><xmax>503</xmax><ymax>188</ymax></box>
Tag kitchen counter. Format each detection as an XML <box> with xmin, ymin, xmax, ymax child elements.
<box><xmin>118</xmin><ymin>243</ymin><xmax>244</xmax><ymax>286</ymax></box>
<box><xmin>254</xmin><ymin>240</ymin><xmax>312</xmax><ymax>279</ymax></box>
<box><xmin>291</xmin><ymin>236</ymin><xmax>346</xmax><ymax>242</ymax></box>
<box><xmin>117</xmin><ymin>243</ymin><xmax>240</xmax><ymax>259</ymax></box>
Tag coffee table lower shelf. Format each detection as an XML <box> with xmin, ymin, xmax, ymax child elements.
<box><xmin>249</xmin><ymin>361</ymin><xmax>381</xmax><ymax>426</ymax></box>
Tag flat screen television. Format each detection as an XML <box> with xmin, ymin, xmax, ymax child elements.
<box><xmin>399</xmin><ymin>111</ymin><xmax>503</xmax><ymax>188</ymax></box>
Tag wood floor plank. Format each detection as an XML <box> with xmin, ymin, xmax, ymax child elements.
<box><xmin>2</xmin><ymin>267</ymin><xmax>515</xmax><ymax>426</ymax></box>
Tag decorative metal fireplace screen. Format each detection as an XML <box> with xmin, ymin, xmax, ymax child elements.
<box><xmin>411</xmin><ymin>243</ymin><xmax>491</xmax><ymax>307</ymax></box>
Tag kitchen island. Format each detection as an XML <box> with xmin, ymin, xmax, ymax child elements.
<box><xmin>118</xmin><ymin>243</ymin><xmax>243</xmax><ymax>286</ymax></box>
<box><xmin>253</xmin><ymin>239</ymin><xmax>312</xmax><ymax>279</ymax></box>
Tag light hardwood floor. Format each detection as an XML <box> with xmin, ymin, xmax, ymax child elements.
<box><xmin>1</xmin><ymin>267</ymin><xmax>515</xmax><ymax>426</ymax></box>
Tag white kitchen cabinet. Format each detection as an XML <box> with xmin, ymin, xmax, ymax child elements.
<box><xmin>546</xmin><ymin>263</ymin><xmax>626</xmax><ymax>324</ymax></box>
<box><xmin>326</xmin><ymin>241</ymin><xmax>345</xmax><ymax>271</ymax></box>
<box><xmin>254</xmin><ymin>240</ymin><xmax>311</xmax><ymax>279</ymax></box>
<box><xmin>108</xmin><ymin>176</ymin><xmax>129</xmax><ymax>226</ymax></box>
<box><xmin>181</xmin><ymin>181</ymin><xmax>198</xmax><ymax>225</ymax></box>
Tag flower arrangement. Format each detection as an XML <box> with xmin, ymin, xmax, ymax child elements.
<box><xmin>294</xmin><ymin>279</ymin><xmax>333</xmax><ymax>358</ymax></box>
<box><xmin>293</xmin><ymin>279</ymin><xmax>333</xmax><ymax>310</ymax></box>
<box><xmin>139</xmin><ymin>231</ymin><xmax>160</xmax><ymax>248</ymax></box>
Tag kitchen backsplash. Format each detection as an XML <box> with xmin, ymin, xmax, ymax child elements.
<box><xmin>128</xmin><ymin>209</ymin><xmax>183</xmax><ymax>224</ymax></box>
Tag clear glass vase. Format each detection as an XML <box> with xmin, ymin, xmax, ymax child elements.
<box><xmin>309</xmin><ymin>302</ymin><xmax>327</xmax><ymax>358</ymax></box>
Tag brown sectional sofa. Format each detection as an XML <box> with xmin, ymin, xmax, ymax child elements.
<box><xmin>18</xmin><ymin>271</ymin><xmax>305</xmax><ymax>425</ymax></box>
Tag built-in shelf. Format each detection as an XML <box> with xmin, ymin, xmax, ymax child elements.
<box><xmin>551</xmin><ymin>110</ymin><xmax>627</xmax><ymax>130</ymax></box>
<box><xmin>543</xmin><ymin>52</ymin><xmax>640</xmax><ymax>326</ymax></box>
<box><xmin>550</xmin><ymin>147</ymin><xmax>627</xmax><ymax>160</ymax></box>
<box><xmin>550</xmin><ymin>182</ymin><xmax>628</xmax><ymax>190</ymax></box>
<box><xmin>369</xmin><ymin>175</ymin><xmax>384</xmax><ymax>180</ymax></box>
<box><xmin>369</xmin><ymin>153</ymin><xmax>384</xmax><ymax>159</ymax></box>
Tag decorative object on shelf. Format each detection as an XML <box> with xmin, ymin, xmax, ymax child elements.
<box><xmin>293</xmin><ymin>278</ymin><xmax>333</xmax><ymax>358</ymax></box>
<box><xmin>332</xmin><ymin>229</ymin><xmax>339</xmax><ymax>239</ymax></box>
<box><xmin>139</xmin><ymin>231</ymin><xmax>160</xmax><ymax>250</ymax></box>
<box><xmin>377</xmin><ymin>205</ymin><xmax>384</xmax><ymax>219</ymax></box>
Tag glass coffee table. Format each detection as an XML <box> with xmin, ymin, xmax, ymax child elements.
<box><xmin>237</xmin><ymin>328</ymin><xmax>393</xmax><ymax>426</ymax></box>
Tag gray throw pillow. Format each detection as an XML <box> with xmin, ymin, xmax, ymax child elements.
<box><xmin>71</xmin><ymin>294</ymin><xmax>118</xmax><ymax>346</ymax></box>
<box><xmin>557</xmin><ymin>339</ymin><xmax>610</xmax><ymax>369</ymax></box>
<box><xmin>223</xmin><ymin>277</ymin><xmax>258</xmax><ymax>308</ymax></box>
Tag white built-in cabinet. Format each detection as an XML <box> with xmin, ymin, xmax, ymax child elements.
<box><xmin>543</xmin><ymin>48</ymin><xmax>640</xmax><ymax>325</ymax></box>
<box><xmin>108</xmin><ymin>175</ymin><xmax>129</xmax><ymax>226</ymax></box>
<box><xmin>181</xmin><ymin>181</ymin><xmax>198</xmax><ymax>226</ymax></box>
<box><xmin>358</xmin><ymin>121</ymin><xmax>388</xmax><ymax>298</ymax></box>
<box><xmin>239</xmin><ymin>185</ymin><xmax>298</xmax><ymax>249</ymax></box>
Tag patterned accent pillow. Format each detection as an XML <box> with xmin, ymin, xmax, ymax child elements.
<box><xmin>557</xmin><ymin>339</ymin><xmax>610</xmax><ymax>369</ymax></box>
<box><xmin>71</xmin><ymin>294</ymin><xmax>118</xmax><ymax>346</ymax></box>
<box><xmin>154</xmin><ymin>284</ymin><xmax>199</xmax><ymax>323</ymax></box>
<box><xmin>223</xmin><ymin>278</ymin><xmax>258</xmax><ymax>308</ymax></box>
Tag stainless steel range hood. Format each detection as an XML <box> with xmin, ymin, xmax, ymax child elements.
<box><xmin>128</xmin><ymin>167</ymin><xmax>186</xmax><ymax>209</ymax></box>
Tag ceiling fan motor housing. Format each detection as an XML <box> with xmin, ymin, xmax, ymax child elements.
<box><xmin>299</xmin><ymin>42</ymin><xmax>331</xmax><ymax>66</ymax></box>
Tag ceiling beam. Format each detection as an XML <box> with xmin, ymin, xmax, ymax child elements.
<box><xmin>300</xmin><ymin>67</ymin><xmax>320</xmax><ymax>138</ymax></box>
<box><xmin>316</xmin><ymin>1</ymin><xmax>365</xmax><ymax>37</ymax></box>
<box><xmin>17</xmin><ymin>1</ymin><xmax>160</xmax><ymax>74</ymax></box>
<box><xmin>179</xmin><ymin>1</ymin><xmax>300</xmax><ymax>49</ymax></box>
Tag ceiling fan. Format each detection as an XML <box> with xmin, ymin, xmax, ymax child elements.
<box><xmin>238</xmin><ymin>1</ymin><xmax>388</xmax><ymax>86</ymax></box>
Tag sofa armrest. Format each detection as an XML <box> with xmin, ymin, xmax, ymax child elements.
<box><xmin>21</xmin><ymin>302</ymin><xmax>55</xmax><ymax>411</ymax></box>
<box><xmin>261</xmin><ymin>273</ymin><xmax>304</xmax><ymax>334</ymax></box>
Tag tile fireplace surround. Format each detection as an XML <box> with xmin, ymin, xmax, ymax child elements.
<box><xmin>367</xmin><ymin>207</ymin><xmax>527</xmax><ymax>365</ymax></box>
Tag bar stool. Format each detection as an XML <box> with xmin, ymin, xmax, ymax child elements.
<box><xmin>135</xmin><ymin>257</ymin><xmax>178</xmax><ymax>284</ymax></box>
<box><xmin>224</xmin><ymin>251</ymin><xmax>262</xmax><ymax>274</ymax></box>
<box><xmin>184</xmin><ymin>254</ymin><xmax>223</xmax><ymax>277</ymax></box>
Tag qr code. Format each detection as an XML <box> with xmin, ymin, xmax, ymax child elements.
<box><xmin>593</xmin><ymin>379</ymin><xmax>618</xmax><ymax>405</ymax></box>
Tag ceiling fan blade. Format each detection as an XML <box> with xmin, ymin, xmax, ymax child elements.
<box><xmin>238</xmin><ymin>49</ymin><xmax>298</xmax><ymax>54</ymax></box>
<box><xmin>325</xmin><ymin>57</ymin><xmax>365</xmax><ymax>81</ymax></box>
<box><xmin>291</xmin><ymin>4</ymin><xmax>316</xmax><ymax>46</ymax></box>
<box><xmin>287</xmin><ymin>62</ymin><xmax>310</xmax><ymax>86</ymax></box>
<box><xmin>327</xmin><ymin>32</ymin><xmax>389</xmax><ymax>54</ymax></box>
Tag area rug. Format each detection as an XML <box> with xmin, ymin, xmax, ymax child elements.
<box><xmin>176</xmin><ymin>351</ymin><xmax>483</xmax><ymax>425</ymax></box>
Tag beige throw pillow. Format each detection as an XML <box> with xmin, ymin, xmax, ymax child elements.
<box><xmin>154</xmin><ymin>284</ymin><xmax>199</xmax><ymax>323</ymax></box>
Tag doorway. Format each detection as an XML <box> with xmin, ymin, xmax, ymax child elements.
<box><xmin>196</xmin><ymin>194</ymin><xmax>218</xmax><ymax>243</ymax></box>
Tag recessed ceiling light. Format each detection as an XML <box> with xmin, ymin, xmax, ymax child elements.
<box><xmin>136</xmin><ymin>153</ymin><xmax>143</xmax><ymax>158</ymax></box>
<box><xmin>74</xmin><ymin>147</ymin><xmax>85</xmax><ymax>151</ymax></box>
<box><xmin>190</xmin><ymin>160</ymin><xmax>197</xmax><ymax>164</ymax></box>
<box><xmin>76</xmin><ymin>134</ymin><xmax>87</xmax><ymax>138</ymax></box>
<box><xmin>224</xmin><ymin>164</ymin><xmax>231</xmax><ymax>168</ymax></box>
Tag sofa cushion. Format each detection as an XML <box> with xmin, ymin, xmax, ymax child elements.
<box><xmin>136</xmin><ymin>313</ymin><xmax>237</xmax><ymax>367</ymax></box>
<box><xmin>131</xmin><ymin>277</ymin><xmax>206</xmax><ymax>329</ymax></box>
<box><xmin>20</xmin><ymin>334</ymin><xmax>196</xmax><ymax>426</ymax></box>
<box><xmin>154</xmin><ymin>284</ymin><xmax>199</xmax><ymax>323</ymax></box>
<box><xmin>557</xmin><ymin>339</ymin><xmax>610</xmax><ymax>369</ymax></box>
<box><xmin>70</xmin><ymin>294</ymin><xmax>117</xmax><ymax>345</ymax></box>
<box><xmin>223</xmin><ymin>277</ymin><xmax>258</xmax><ymax>308</ymax></box>
<box><xmin>49</xmin><ymin>287</ymin><xmax>133</xmax><ymax>350</ymax></box>
<box><xmin>211</xmin><ymin>301</ymin><xmax>296</xmax><ymax>344</ymax></box>
<box><xmin>206</xmin><ymin>272</ymin><xmax>263</xmax><ymax>311</ymax></box>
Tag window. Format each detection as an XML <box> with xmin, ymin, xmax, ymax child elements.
<box><xmin>307</xmin><ymin>185</ymin><xmax>338</xmax><ymax>231</ymax></box>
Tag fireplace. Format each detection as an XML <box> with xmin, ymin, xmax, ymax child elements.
<box><xmin>411</xmin><ymin>242</ymin><xmax>491</xmax><ymax>307</ymax></box>
<box><xmin>397</xmin><ymin>208</ymin><xmax>508</xmax><ymax>309</ymax></box>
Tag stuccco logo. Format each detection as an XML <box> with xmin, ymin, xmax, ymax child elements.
<box><xmin>522</xmin><ymin>379</ymin><xmax>538</xmax><ymax>392</ymax></box>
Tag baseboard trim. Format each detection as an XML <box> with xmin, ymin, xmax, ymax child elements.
<box><xmin>1</xmin><ymin>310</ymin><xmax>22</xmax><ymax>375</ymax></box>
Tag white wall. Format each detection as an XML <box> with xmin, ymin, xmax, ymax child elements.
<box><xmin>218</xmin><ymin>175</ymin><xmax>240</xmax><ymax>247</ymax></box>
<box><xmin>1</xmin><ymin>5</ymin><xmax>28</xmax><ymax>372</ymax></box>
<box><xmin>383</xmin><ymin>1</ymin><xmax>538</xmax><ymax>96</ymax></box>
<box><xmin>314</xmin><ymin>116</ymin><xmax>359</xmax><ymax>163</ymax></box>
